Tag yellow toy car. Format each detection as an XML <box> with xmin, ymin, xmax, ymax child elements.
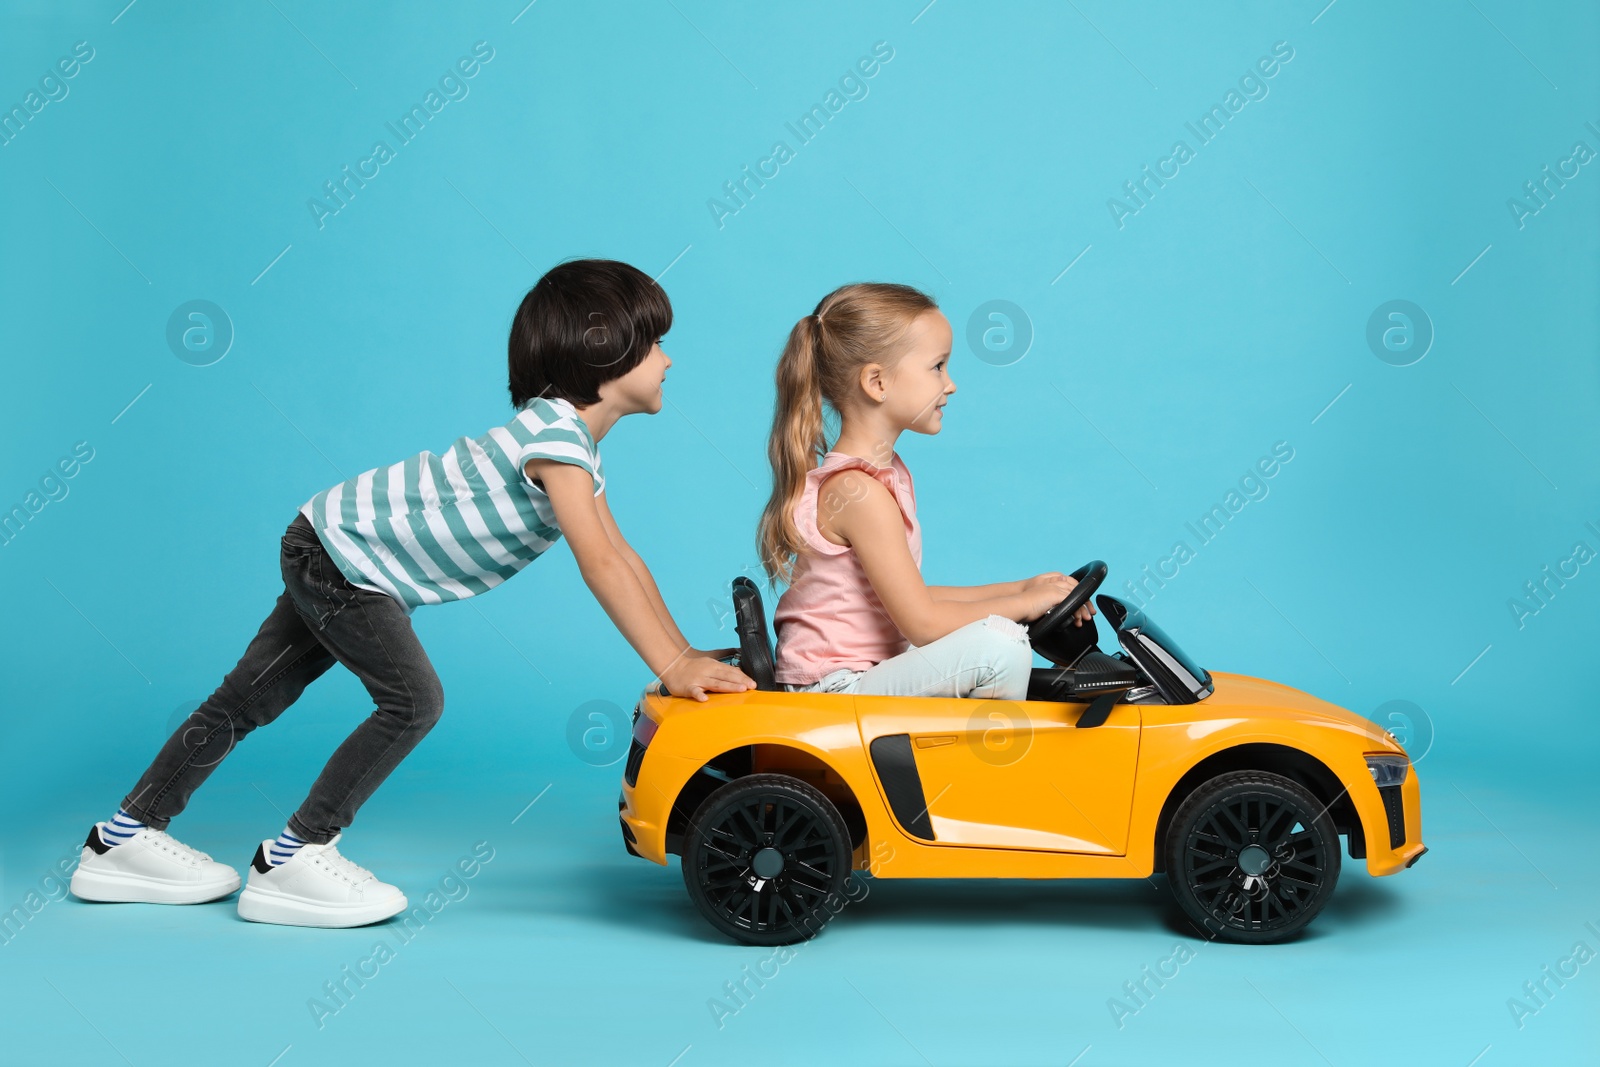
<box><xmin>619</xmin><ymin>562</ymin><xmax>1425</xmax><ymax>945</ymax></box>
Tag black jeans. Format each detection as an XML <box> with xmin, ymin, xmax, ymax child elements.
<box><xmin>120</xmin><ymin>514</ymin><xmax>444</xmax><ymax>844</ymax></box>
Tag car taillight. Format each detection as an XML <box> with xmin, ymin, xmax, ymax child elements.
<box><xmin>624</xmin><ymin>707</ymin><xmax>658</xmax><ymax>788</ymax></box>
<box><xmin>633</xmin><ymin>709</ymin><xmax>659</xmax><ymax>748</ymax></box>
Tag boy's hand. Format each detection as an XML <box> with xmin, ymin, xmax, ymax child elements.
<box><xmin>693</xmin><ymin>646</ymin><xmax>740</xmax><ymax>663</ymax></box>
<box><xmin>660</xmin><ymin>655</ymin><xmax>756</xmax><ymax>702</ymax></box>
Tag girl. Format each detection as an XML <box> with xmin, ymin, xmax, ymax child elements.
<box><xmin>71</xmin><ymin>259</ymin><xmax>752</xmax><ymax>927</ymax></box>
<box><xmin>758</xmin><ymin>283</ymin><xmax>1093</xmax><ymax>699</ymax></box>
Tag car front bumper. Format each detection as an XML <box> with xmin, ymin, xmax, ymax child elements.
<box><xmin>1360</xmin><ymin>759</ymin><xmax>1426</xmax><ymax>876</ymax></box>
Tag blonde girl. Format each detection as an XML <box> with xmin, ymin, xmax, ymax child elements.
<box><xmin>757</xmin><ymin>283</ymin><xmax>1093</xmax><ymax>699</ymax></box>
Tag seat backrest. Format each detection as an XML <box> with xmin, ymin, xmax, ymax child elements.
<box><xmin>731</xmin><ymin>576</ymin><xmax>778</xmax><ymax>691</ymax></box>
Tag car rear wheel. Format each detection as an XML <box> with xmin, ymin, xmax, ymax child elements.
<box><xmin>1164</xmin><ymin>770</ymin><xmax>1341</xmax><ymax>944</ymax></box>
<box><xmin>681</xmin><ymin>773</ymin><xmax>853</xmax><ymax>946</ymax></box>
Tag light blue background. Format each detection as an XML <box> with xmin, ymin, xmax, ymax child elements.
<box><xmin>2</xmin><ymin>1</ymin><xmax>1597</xmax><ymax>1064</ymax></box>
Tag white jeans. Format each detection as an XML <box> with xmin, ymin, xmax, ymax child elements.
<box><xmin>785</xmin><ymin>615</ymin><xmax>1033</xmax><ymax>701</ymax></box>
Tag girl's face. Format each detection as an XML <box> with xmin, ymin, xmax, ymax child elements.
<box><xmin>881</xmin><ymin>310</ymin><xmax>955</xmax><ymax>436</ymax></box>
<box><xmin>604</xmin><ymin>340</ymin><xmax>671</xmax><ymax>415</ymax></box>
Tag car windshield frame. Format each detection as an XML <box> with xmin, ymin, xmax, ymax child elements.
<box><xmin>1097</xmin><ymin>596</ymin><xmax>1214</xmax><ymax>704</ymax></box>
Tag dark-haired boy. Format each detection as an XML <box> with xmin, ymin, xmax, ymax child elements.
<box><xmin>71</xmin><ymin>259</ymin><xmax>752</xmax><ymax>927</ymax></box>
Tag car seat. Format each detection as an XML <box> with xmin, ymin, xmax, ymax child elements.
<box><xmin>731</xmin><ymin>576</ymin><xmax>780</xmax><ymax>691</ymax></box>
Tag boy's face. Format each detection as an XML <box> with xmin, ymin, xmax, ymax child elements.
<box><xmin>601</xmin><ymin>340</ymin><xmax>671</xmax><ymax>415</ymax></box>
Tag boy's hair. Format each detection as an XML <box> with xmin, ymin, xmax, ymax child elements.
<box><xmin>757</xmin><ymin>282</ymin><xmax>938</xmax><ymax>584</ymax></box>
<box><xmin>508</xmin><ymin>259</ymin><xmax>672</xmax><ymax>409</ymax></box>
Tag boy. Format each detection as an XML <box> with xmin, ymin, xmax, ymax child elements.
<box><xmin>70</xmin><ymin>259</ymin><xmax>753</xmax><ymax>927</ymax></box>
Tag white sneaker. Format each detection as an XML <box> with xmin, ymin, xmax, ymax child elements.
<box><xmin>70</xmin><ymin>825</ymin><xmax>241</xmax><ymax>904</ymax></box>
<box><xmin>236</xmin><ymin>834</ymin><xmax>407</xmax><ymax>928</ymax></box>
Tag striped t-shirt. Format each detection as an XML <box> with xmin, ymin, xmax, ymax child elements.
<box><xmin>300</xmin><ymin>397</ymin><xmax>603</xmax><ymax>610</ymax></box>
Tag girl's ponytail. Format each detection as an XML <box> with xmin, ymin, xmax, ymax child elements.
<box><xmin>758</xmin><ymin>314</ymin><xmax>824</xmax><ymax>583</ymax></box>
<box><xmin>758</xmin><ymin>283</ymin><xmax>938</xmax><ymax>584</ymax></box>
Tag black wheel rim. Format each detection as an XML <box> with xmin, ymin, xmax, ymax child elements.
<box><xmin>1181</xmin><ymin>789</ymin><xmax>1332</xmax><ymax>934</ymax></box>
<box><xmin>692</xmin><ymin>792</ymin><xmax>842</xmax><ymax>937</ymax></box>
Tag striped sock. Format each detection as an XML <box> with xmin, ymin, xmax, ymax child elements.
<box><xmin>98</xmin><ymin>809</ymin><xmax>146</xmax><ymax>847</ymax></box>
<box><xmin>266</xmin><ymin>828</ymin><xmax>307</xmax><ymax>867</ymax></box>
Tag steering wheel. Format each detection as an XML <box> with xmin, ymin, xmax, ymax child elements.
<box><xmin>1026</xmin><ymin>561</ymin><xmax>1107</xmax><ymax>644</ymax></box>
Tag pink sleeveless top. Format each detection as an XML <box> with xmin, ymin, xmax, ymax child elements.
<box><xmin>772</xmin><ymin>451</ymin><xmax>923</xmax><ymax>685</ymax></box>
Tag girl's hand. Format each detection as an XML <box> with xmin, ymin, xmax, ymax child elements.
<box><xmin>1023</xmin><ymin>578</ymin><xmax>1078</xmax><ymax>621</ymax></box>
<box><xmin>692</xmin><ymin>646</ymin><xmax>740</xmax><ymax>663</ymax></box>
<box><xmin>1025</xmin><ymin>577</ymin><xmax>1096</xmax><ymax>626</ymax></box>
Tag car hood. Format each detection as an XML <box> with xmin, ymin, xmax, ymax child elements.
<box><xmin>1201</xmin><ymin>671</ymin><xmax>1400</xmax><ymax>750</ymax></box>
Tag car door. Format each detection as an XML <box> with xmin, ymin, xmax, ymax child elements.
<box><xmin>857</xmin><ymin>695</ymin><xmax>1141</xmax><ymax>854</ymax></box>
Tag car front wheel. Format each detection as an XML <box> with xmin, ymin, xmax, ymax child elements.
<box><xmin>681</xmin><ymin>773</ymin><xmax>853</xmax><ymax>946</ymax></box>
<box><xmin>1164</xmin><ymin>770</ymin><xmax>1341</xmax><ymax>944</ymax></box>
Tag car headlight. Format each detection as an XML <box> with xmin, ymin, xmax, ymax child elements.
<box><xmin>1365</xmin><ymin>754</ymin><xmax>1409</xmax><ymax>787</ymax></box>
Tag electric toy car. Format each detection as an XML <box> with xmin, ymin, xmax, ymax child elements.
<box><xmin>619</xmin><ymin>562</ymin><xmax>1425</xmax><ymax>945</ymax></box>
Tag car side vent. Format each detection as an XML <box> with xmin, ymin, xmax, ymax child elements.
<box><xmin>868</xmin><ymin>734</ymin><xmax>936</xmax><ymax>841</ymax></box>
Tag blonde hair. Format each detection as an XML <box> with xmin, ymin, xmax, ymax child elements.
<box><xmin>757</xmin><ymin>282</ymin><xmax>938</xmax><ymax>583</ymax></box>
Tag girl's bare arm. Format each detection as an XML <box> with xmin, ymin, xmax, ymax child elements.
<box><xmin>824</xmin><ymin>473</ymin><xmax>1072</xmax><ymax>647</ymax></box>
